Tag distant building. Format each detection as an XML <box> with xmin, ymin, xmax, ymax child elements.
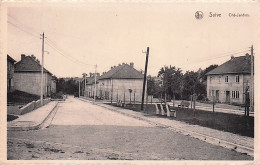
<box><xmin>7</xmin><ymin>55</ymin><xmax>16</xmax><ymax>93</ymax></box>
<box><xmin>206</xmin><ymin>54</ymin><xmax>252</xmax><ymax>105</ymax></box>
<box><xmin>14</xmin><ymin>54</ymin><xmax>56</xmax><ymax>96</ymax></box>
<box><xmin>84</xmin><ymin>73</ymin><xmax>100</xmax><ymax>98</ymax></box>
<box><xmin>96</xmin><ymin>63</ymin><xmax>146</xmax><ymax>103</ymax></box>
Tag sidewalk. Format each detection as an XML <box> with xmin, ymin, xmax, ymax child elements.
<box><xmin>78</xmin><ymin>97</ymin><xmax>254</xmax><ymax>157</ymax></box>
<box><xmin>7</xmin><ymin>101</ymin><xmax>58</xmax><ymax>131</ymax></box>
<box><xmin>172</xmin><ymin>100</ymin><xmax>254</xmax><ymax>116</ymax></box>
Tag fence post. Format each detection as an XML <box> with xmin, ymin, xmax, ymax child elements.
<box><xmin>193</xmin><ymin>94</ymin><xmax>196</xmax><ymax>111</ymax></box>
<box><xmin>190</xmin><ymin>95</ymin><xmax>193</xmax><ymax>109</ymax></box>
<box><xmin>134</xmin><ymin>91</ymin><xmax>135</xmax><ymax>105</ymax></box>
<box><xmin>213</xmin><ymin>94</ymin><xmax>215</xmax><ymax>112</ymax></box>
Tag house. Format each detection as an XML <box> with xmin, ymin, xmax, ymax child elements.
<box><xmin>206</xmin><ymin>54</ymin><xmax>252</xmax><ymax>105</ymax></box>
<box><xmin>7</xmin><ymin>55</ymin><xmax>16</xmax><ymax>93</ymax></box>
<box><xmin>84</xmin><ymin>73</ymin><xmax>100</xmax><ymax>98</ymax></box>
<box><xmin>96</xmin><ymin>63</ymin><xmax>146</xmax><ymax>103</ymax></box>
<box><xmin>14</xmin><ymin>54</ymin><xmax>56</xmax><ymax>96</ymax></box>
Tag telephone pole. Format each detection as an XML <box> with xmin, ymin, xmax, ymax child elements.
<box><xmin>250</xmin><ymin>45</ymin><xmax>254</xmax><ymax>112</ymax></box>
<box><xmin>93</xmin><ymin>64</ymin><xmax>97</xmax><ymax>104</ymax></box>
<box><xmin>141</xmin><ymin>47</ymin><xmax>149</xmax><ymax>111</ymax></box>
<box><xmin>79</xmin><ymin>79</ymin><xmax>80</xmax><ymax>97</ymax></box>
<box><xmin>40</xmin><ymin>32</ymin><xmax>45</xmax><ymax>106</ymax></box>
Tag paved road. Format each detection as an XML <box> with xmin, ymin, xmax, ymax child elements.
<box><xmin>7</xmin><ymin>96</ymin><xmax>253</xmax><ymax>160</ymax></box>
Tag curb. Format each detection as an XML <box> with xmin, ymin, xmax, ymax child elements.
<box><xmin>7</xmin><ymin>102</ymin><xmax>59</xmax><ymax>131</ymax></box>
<box><xmin>77</xmin><ymin>97</ymin><xmax>254</xmax><ymax>157</ymax></box>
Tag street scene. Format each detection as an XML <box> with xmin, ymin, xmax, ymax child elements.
<box><xmin>4</xmin><ymin>1</ymin><xmax>258</xmax><ymax>163</ymax></box>
<box><xmin>7</xmin><ymin>96</ymin><xmax>253</xmax><ymax>160</ymax></box>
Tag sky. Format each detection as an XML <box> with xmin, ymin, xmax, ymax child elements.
<box><xmin>6</xmin><ymin>2</ymin><xmax>258</xmax><ymax>78</ymax></box>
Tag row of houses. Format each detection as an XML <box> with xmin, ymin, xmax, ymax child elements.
<box><xmin>79</xmin><ymin>54</ymin><xmax>253</xmax><ymax>105</ymax></box>
<box><xmin>7</xmin><ymin>54</ymin><xmax>56</xmax><ymax>97</ymax></box>
<box><xmin>81</xmin><ymin>63</ymin><xmax>146</xmax><ymax>103</ymax></box>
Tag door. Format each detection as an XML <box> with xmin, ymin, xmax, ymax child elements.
<box><xmin>216</xmin><ymin>90</ymin><xmax>219</xmax><ymax>102</ymax></box>
<box><xmin>226</xmin><ymin>91</ymin><xmax>230</xmax><ymax>103</ymax></box>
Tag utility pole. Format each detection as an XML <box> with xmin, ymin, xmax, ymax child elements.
<box><xmin>40</xmin><ymin>32</ymin><xmax>45</xmax><ymax>106</ymax></box>
<box><xmin>93</xmin><ymin>64</ymin><xmax>97</xmax><ymax>104</ymax></box>
<box><xmin>83</xmin><ymin>73</ymin><xmax>86</xmax><ymax>97</ymax></box>
<box><xmin>250</xmin><ymin>45</ymin><xmax>254</xmax><ymax>112</ymax></box>
<box><xmin>141</xmin><ymin>47</ymin><xmax>149</xmax><ymax>111</ymax></box>
<box><xmin>79</xmin><ymin>79</ymin><xmax>80</xmax><ymax>97</ymax></box>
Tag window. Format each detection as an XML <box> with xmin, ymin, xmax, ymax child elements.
<box><xmin>235</xmin><ymin>75</ymin><xmax>240</xmax><ymax>83</ymax></box>
<box><xmin>218</xmin><ymin>76</ymin><xmax>221</xmax><ymax>84</ymax></box>
<box><xmin>236</xmin><ymin>91</ymin><xmax>240</xmax><ymax>98</ymax></box>
<box><xmin>232</xmin><ymin>91</ymin><xmax>235</xmax><ymax>98</ymax></box>
<box><xmin>210</xmin><ymin>77</ymin><xmax>213</xmax><ymax>83</ymax></box>
<box><xmin>225</xmin><ymin>76</ymin><xmax>229</xmax><ymax>83</ymax></box>
<box><xmin>232</xmin><ymin>91</ymin><xmax>240</xmax><ymax>98</ymax></box>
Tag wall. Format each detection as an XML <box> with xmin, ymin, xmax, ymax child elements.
<box><xmin>14</xmin><ymin>72</ymin><xmax>55</xmax><ymax>96</ymax></box>
<box><xmin>7</xmin><ymin>60</ymin><xmax>15</xmax><ymax>92</ymax></box>
<box><xmin>98</xmin><ymin>78</ymin><xmax>146</xmax><ymax>103</ymax></box>
<box><xmin>7</xmin><ymin>98</ymin><xmax>51</xmax><ymax>115</ymax></box>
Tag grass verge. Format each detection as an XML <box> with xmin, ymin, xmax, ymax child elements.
<box><xmin>107</xmin><ymin>103</ymin><xmax>254</xmax><ymax>138</ymax></box>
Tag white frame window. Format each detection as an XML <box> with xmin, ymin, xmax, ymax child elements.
<box><xmin>235</xmin><ymin>75</ymin><xmax>240</xmax><ymax>83</ymax></box>
<box><xmin>225</xmin><ymin>76</ymin><xmax>229</xmax><ymax>83</ymax></box>
<box><xmin>232</xmin><ymin>91</ymin><xmax>239</xmax><ymax>98</ymax></box>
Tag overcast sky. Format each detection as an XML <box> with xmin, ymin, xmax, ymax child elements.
<box><xmin>7</xmin><ymin>2</ymin><xmax>258</xmax><ymax>78</ymax></box>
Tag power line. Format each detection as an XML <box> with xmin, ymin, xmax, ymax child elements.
<box><xmin>45</xmin><ymin>39</ymin><xmax>94</xmax><ymax>67</ymax></box>
<box><xmin>7</xmin><ymin>21</ymin><xmax>39</xmax><ymax>39</ymax></box>
<box><xmin>8</xmin><ymin>14</ymin><xmax>41</xmax><ymax>35</ymax></box>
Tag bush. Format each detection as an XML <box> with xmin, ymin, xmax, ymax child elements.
<box><xmin>51</xmin><ymin>92</ymin><xmax>64</xmax><ymax>99</ymax></box>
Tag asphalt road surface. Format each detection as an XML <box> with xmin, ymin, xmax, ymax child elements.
<box><xmin>7</xmin><ymin>96</ymin><xmax>253</xmax><ymax>160</ymax></box>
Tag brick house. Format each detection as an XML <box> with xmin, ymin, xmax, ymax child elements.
<box><xmin>97</xmin><ymin>63</ymin><xmax>146</xmax><ymax>103</ymax></box>
<box><xmin>206</xmin><ymin>54</ymin><xmax>252</xmax><ymax>104</ymax></box>
<box><xmin>14</xmin><ymin>54</ymin><xmax>56</xmax><ymax>96</ymax></box>
<box><xmin>7</xmin><ymin>55</ymin><xmax>16</xmax><ymax>93</ymax></box>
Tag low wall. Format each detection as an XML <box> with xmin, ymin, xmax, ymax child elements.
<box><xmin>7</xmin><ymin>98</ymin><xmax>51</xmax><ymax>115</ymax></box>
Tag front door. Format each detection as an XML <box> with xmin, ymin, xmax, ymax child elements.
<box><xmin>226</xmin><ymin>91</ymin><xmax>230</xmax><ymax>103</ymax></box>
<box><xmin>216</xmin><ymin>90</ymin><xmax>219</xmax><ymax>102</ymax></box>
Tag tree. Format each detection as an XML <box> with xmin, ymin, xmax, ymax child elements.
<box><xmin>157</xmin><ymin>65</ymin><xmax>183</xmax><ymax>100</ymax></box>
<box><xmin>201</xmin><ymin>64</ymin><xmax>218</xmax><ymax>82</ymax></box>
<box><xmin>56</xmin><ymin>78</ymin><xmax>78</xmax><ymax>95</ymax></box>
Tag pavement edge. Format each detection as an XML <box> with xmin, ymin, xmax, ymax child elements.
<box><xmin>7</xmin><ymin>101</ymin><xmax>59</xmax><ymax>131</ymax></box>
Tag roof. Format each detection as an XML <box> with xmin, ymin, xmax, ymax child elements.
<box><xmin>7</xmin><ymin>54</ymin><xmax>16</xmax><ymax>63</ymax></box>
<box><xmin>14</xmin><ymin>55</ymin><xmax>52</xmax><ymax>75</ymax></box>
<box><xmin>99</xmin><ymin>63</ymin><xmax>144</xmax><ymax>80</ymax></box>
<box><xmin>86</xmin><ymin>76</ymin><xmax>100</xmax><ymax>85</ymax></box>
<box><xmin>206</xmin><ymin>55</ymin><xmax>252</xmax><ymax>75</ymax></box>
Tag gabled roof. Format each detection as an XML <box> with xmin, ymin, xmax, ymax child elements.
<box><xmin>7</xmin><ymin>54</ymin><xmax>16</xmax><ymax>63</ymax></box>
<box><xmin>86</xmin><ymin>76</ymin><xmax>100</xmax><ymax>85</ymax></box>
<box><xmin>15</xmin><ymin>55</ymin><xmax>52</xmax><ymax>75</ymax></box>
<box><xmin>99</xmin><ymin>63</ymin><xmax>144</xmax><ymax>80</ymax></box>
<box><xmin>206</xmin><ymin>55</ymin><xmax>252</xmax><ymax>75</ymax></box>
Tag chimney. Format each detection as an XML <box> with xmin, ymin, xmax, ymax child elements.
<box><xmin>231</xmin><ymin>55</ymin><xmax>234</xmax><ymax>60</ymax></box>
<box><xmin>130</xmin><ymin>62</ymin><xmax>134</xmax><ymax>68</ymax></box>
<box><xmin>21</xmin><ymin>54</ymin><xmax>26</xmax><ymax>60</ymax></box>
